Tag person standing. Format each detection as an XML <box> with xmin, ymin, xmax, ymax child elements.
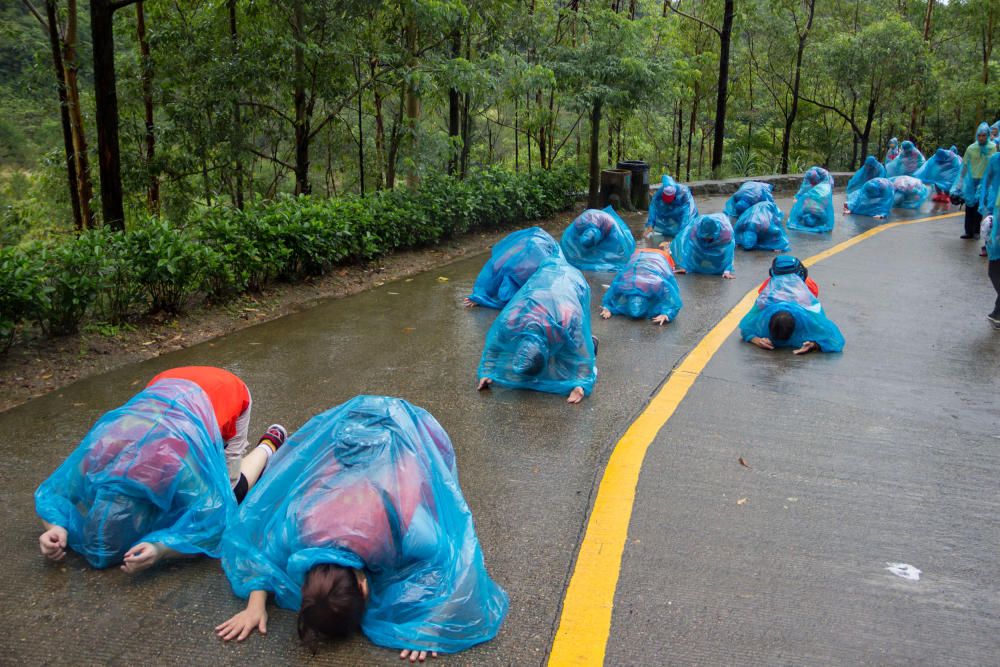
<box><xmin>956</xmin><ymin>123</ymin><xmax>997</xmax><ymax>239</ymax></box>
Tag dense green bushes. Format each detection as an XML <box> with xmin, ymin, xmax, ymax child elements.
<box><xmin>0</xmin><ymin>167</ymin><xmax>583</xmax><ymax>350</ymax></box>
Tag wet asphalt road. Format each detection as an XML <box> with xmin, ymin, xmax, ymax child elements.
<box><xmin>1</xmin><ymin>192</ymin><xmax>996</xmax><ymax>666</ymax></box>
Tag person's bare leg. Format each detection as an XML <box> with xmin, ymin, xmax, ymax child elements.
<box><xmin>239</xmin><ymin>446</ymin><xmax>270</xmax><ymax>489</ymax></box>
<box><xmin>567</xmin><ymin>387</ymin><xmax>585</xmax><ymax>404</ymax></box>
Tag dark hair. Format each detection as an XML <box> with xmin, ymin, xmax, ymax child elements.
<box><xmin>513</xmin><ymin>337</ymin><xmax>546</xmax><ymax>376</ymax></box>
<box><xmin>297</xmin><ymin>564</ymin><xmax>366</xmax><ymax>652</ymax></box>
<box><xmin>768</xmin><ymin>310</ymin><xmax>796</xmax><ymax>342</ymax></box>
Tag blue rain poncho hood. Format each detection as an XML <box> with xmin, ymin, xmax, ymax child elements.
<box><xmin>601</xmin><ymin>249</ymin><xmax>682</xmax><ymax>321</ymax></box>
<box><xmin>739</xmin><ymin>274</ymin><xmax>845</xmax><ymax>352</ymax></box>
<box><xmin>890</xmin><ymin>175</ymin><xmax>930</xmax><ymax>210</ymax></box>
<box><xmin>646</xmin><ymin>175</ymin><xmax>698</xmax><ymax>237</ymax></box>
<box><xmin>846</xmin><ymin>156</ymin><xmax>887</xmax><ymax>194</ymax></box>
<box><xmin>560</xmin><ymin>206</ymin><xmax>635</xmax><ymax>272</ymax></box>
<box><xmin>670</xmin><ymin>213</ymin><xmax>735</xmax><ymax>275</ymax></box>
<box><xmin>466</xmin><ymin>227</ymin><xmax>561</xmax><ymax>309</ymax></box>
<box><xmin>733</xmin><ymin>201</ymin><xmax>790</xmax><ymax>251</ymax></box>
<box><xmin>787</xmin><ymin>182</ymin><xmax>835</xmax><ymax>233</ymax></box>
<box><xmin>885</xmin><ymin>141</ymin><xmax>925</xmax><ymax>177</ymax></box>
<box><xmin>796</xmin><ymin>166</ymin><xmax>834</xmax><ymax>198</ymax></box>
<box><xmin>977</xmin><ymin>152</ymin><xmax>1000</xmax><ymax>215</ymax></box>
<box><xmin>220</xmin><ymin>395</ymin><xmax>508</xmax><ymax>653</ymax></box>
<box><xmin>914</xmin><ymin>148</ymin><xmax>962</xmax><ymax>191</ymax></box>
<box><xmin>846</xmin><ymin>177</ymin><xmax>894</xmax><ymax>218</ymax></box>
<box><xmin>35</xmin><ymin>379</ymin><xmax>235</xmax><ymax>569</ymax></box>
<box><xmin>478</xmin><ymin>256</ymin><xmax>596</xmax><ymax>396</ymax></box>
<box><xmin>723</xmin><ymin>181</ymin><xmax>775</xmax><ymax>218</ymax></box>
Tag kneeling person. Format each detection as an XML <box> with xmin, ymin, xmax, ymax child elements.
<box><xmin>600</xmin><ymin>248</ymin><xmax>683</xmax><ymax>325</ymax></box>
<box><xmin>477</xmin><ymin>257</ymin><xmax>597</xmax><ymax>403</ymax></box>
<box><xmin>740</xmin><ymin>271</ymin><xmax>844</xmax><ymax>354</ymax></box>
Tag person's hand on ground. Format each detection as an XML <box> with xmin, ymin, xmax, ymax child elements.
<box><xmin>750</xmin><ymin>336</ymin><xmax>774</xmax><ymax>350</ymax></box>
<box><xmin>567</xmin><ymin>387</ymin><xmax>585</xmax><ymax>404</ymax></box>
<box><xmin>477</xmin><ymin>378</ymin><xmax>492</xmax><ymax>391</ymax></box>
<box><xmin>462</xmin><ymin>298</ymin><xmax>477</xmax><ymax>308</ymax></box>
<box><xmin>723</xmin><ymin>271</ymin><xmax>735</xmax><ymax>280</ymax></box>
<box><xmin>793</xmin><ymin>341</ymin><xmax>819</xmax><ymax>355</ymax></box>
<box><xmin>216</xmin><ymin>607</ymin><xmax>267</xmax><ymax>642</ymax></box>
<box><xmin>39</xmin><ymin>525</ymin><xmax>68</xmax><ymax>561</ymax></box>
<box><xmin>600</xmin><ymin>307</ymin><xmax>612</xmax><ymax>320</ymax></box>
<box><xmin>651</xmin><ymin>314</ymin><xmax>670</xmax><ymax>326</ymax></box>
<box><xmin>121</xmin><ymin>542</ymin><xmax>163</xmax><ymax>573</ymax></box>
<box><xmin>400</xmin><ymin>649</ymin><xmax>438</xmax><ymax>663</ymax></box>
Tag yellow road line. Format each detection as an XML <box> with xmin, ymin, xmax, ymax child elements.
<box><xmin>547</xmin><ymin>211</ymin><xmax>961</xmax><ymax>666</ymax></box>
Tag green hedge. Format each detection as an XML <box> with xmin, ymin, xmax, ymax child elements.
<box><xmin>0</xmin><ymin>166</ymin><xmax>584</xmax><ymax>349</ymax></box>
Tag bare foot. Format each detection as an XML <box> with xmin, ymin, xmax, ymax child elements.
<box><xmin>567</xmin><ymin>387</ymin><xmax>585</xmax><ymax>404</ymax></box>
<box><xmin>477</xmin><ymin>378</ymin><xmax>492</xmax><ymax>391</ymax></box>
<box><xmin>722</xmin><ymin>271</ymin><xmax>735</xmax><ymax>280</ymax></box>
<box><xmin>463</xmin><ymin>298</ymin><xmax>477</xmax><ymax>308</ymax></box>
<box><xmin>600</xmin><ymin>307</ymin><xmax>612</xmax><ymax>320</ymax></box>
<box><xmin>651</xmin><ymin>314</ymin><xmax>670</xmax><ymax>326</ymax></box>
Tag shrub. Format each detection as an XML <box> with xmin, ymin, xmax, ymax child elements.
<box><xmin>0</xmin><ymin>245</ymin><xmax>45</xmax><ymax>351</ymax></box>
<box><xmin>35</xmin><ymin>231</ymin><xmax>112</xmax><ymax>335</ymax></box>
<box><xmin>125</xmin><ymin>217</ymin><xmax>212</xmax><ymax>314</ymax></box>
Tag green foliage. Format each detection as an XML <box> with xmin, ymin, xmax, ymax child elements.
<box><xmin>124</xmin><ymin>217</ymin><xmax>212</xmax><ymax>314</ymax></box>
<box><xmin>0</xmin><ymin>245</ymin><xmax>45</xmax><ymax>351</ymax></box>
<box><xmin>34</xmin><ymin>232</ymin><xmax>112</xmax><ymax>335</ymax></box>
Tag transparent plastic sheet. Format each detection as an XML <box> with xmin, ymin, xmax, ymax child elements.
<box><xmin>914</xmin><ymin>148</ymin><xmax>962</xmax><ymax>192</ymax></box>
<box><xmin>885</xmin><ymin>141</ymin><xmax>925</xmax><ymax>177</ymax></box>
<box><xmin>978</xmin><ymin>152</ymin><xmax>1000</xmax><ymax>215</ymax></box>
<box><xmin>884</xmin><ymin>137</ymin><xmax>900</xmax><ymax>165</ymax></box>
<box><xmin>646</xmin><ymin>175</ymin><xmax>699</xmax><ymax>237</ymax></box>
<box><xmin>219</xmin><ymin>395</ymin><xmax>508</xmax><ymax>654</ymax></box>
<box><xmin>733</xmin><ymin>201</ymin><xmax>790</xmax><ymax>251</ymax></box>
<box><xmin>601</xmin><ymin>249</ymin><xmax>682</xmax><ymax>321</ymax></box>
<box><xmin>670</xmin><ymin>213</ymin><xmax>735</xmax><ymax>274</ymax></box>
<box><xmin>795</xmin><ymin>166</ymin><xmax>834</xmax><ymax>198</ymax></box>
<box><xmin>738</xmin><ymin>274</ymin><xmax>845</xmax><ymax>352</ymax></box>
<box><xmin>890</xmin><ymin>175</ymin><xmax>930</xmax><ymax>210</ymax></box>
<box><xmin>846</xmin><ymin>177</ymin><xmax>894</xmax><ymax>218</ymax></box>
<box><xmin>846</xmin><ymin>156</ymin><xmax>887</xmax><ymax>195</ymax></box>
<box><xmin>478</xmin><ymin>256</ymin><xmax>596</xmax><ymax>395</ymax></box>
<box><xmin>35</xmin><ymin>379</ymin><xmax>234</xmax><ymax>568</ymax></box>
<box><xmin>787</xmin><ymin>182</ymin><xmax>835</xmax><ymax>233</ymax></box>
<box><xmin>723</xmin><ymin>181</ymin><xmax>775</xmax><ymax>218</ymax></box>
<box><xmin>560</xmin><ymin>206</ymin><xmax>636</xmax><ymax>272</ymax></box>
<box><xmin>467</xmin><ymin>227</ymin><xmax>562</xmax><ymax>309</ymax></box>
<box><xmin>983</xmin><ymin>215</ymin><xmax>1000</xmax><ymax>260</ymax></box>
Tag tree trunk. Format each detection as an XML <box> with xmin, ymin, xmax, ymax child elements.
<box><xmin>90</xmin><ymin>0</ymin><xmax>128</xmax><ymax>231</ymax></box>
<box><xmin>135</xmin><ymin>2</ymin><xmax>158</xmax><ymax>214</ymax></box>
<box><xmin>711</xmin><ymin>0</ymin><xmax>735</xmax><ymax>175</ymax></box>
<box><xmin>371</xmin><ymin>59</ymin><xmax>386</xmax><ymax>189</ymax></box>
<box><xmin>537</xmin><ymin>89</ymin><xmax>547</xmax><ymax>170</ymax></box>
<box><xmin>62</xmin><ymin>0</ymin><xmax>94</xmax><ymax>229</ymax></box>
<box><xmin>588</xmin><ymin>98</ymin><xmax>602</xmax><ymax>208</ymax></box>
<box><xmin>514</xmin><ymin>94</ymin><xmax>520</xmax><ymax>172</ymax></box>
<box><xmin>447</xmin><ymin>27</ymin><xmax>461</xmax><ymax>175</ymax></box>
<box><xmin>41</xmin><ymin>0</ymin><xmax>83</xmax><ymax>231</ymax></box>
<box><xmin>781</xmin><ymin>0</ymin><xmax>814</xmax><ymax>174</ymax></box>
<box><xmin>355</xmin><ymin>57</ymin><xmax>365</xmax><ymax>194</ymax></box>
<box><xmin>460</xmin><ymin>91</ymin><xmax>472</xmax><ymax>178</ymax></box>
<box><xmin>686</xmin><ymin>85</ymin><xmax>699</xmax><ymax>181</ymax></box>
<box><xmin>404</xmin><ymin>13</ymin><xmax>420</xmax><ymax>188</ymax></box>
<box><xmin>292</xmin><ymin>0</ymin><xmax>310</xmax><ymax>195</ymax></box>
<box><xmin>386</xmin><ymin>83</ymin><xmax>406</xmax><ymax>189</ymax></box>
<box><xmin>675</xmin><ymin>104</ymin><xmax>684</xmax><ymax>176</ymax></box>
<box><xmin>228</xmin><ymin>0</ymin><xmax>244</xmax><ymax>208</ymax></box>
<box><xmin>908</xmin><ymin>0</ymin><xmax>934</xmax><ymax>139</ymax></box>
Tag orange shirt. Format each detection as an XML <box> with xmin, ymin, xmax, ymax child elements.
<box><xmin>638</xmin><ymin>247</ymin><xmax>676</xmax><ymax>270</ymax></box>
<box><xmin>148</xmin><ymin>366</ymin><xmax>250</xmax><ymax>441</ymax></box>
<box><xmin>758</xmin><ymin>276</ymin><xmax>819</xmax><ymax>297</ymax></box>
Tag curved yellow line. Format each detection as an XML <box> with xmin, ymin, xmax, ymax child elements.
<box><xmin>547</xmin><ymin>212</ymin><xmax>961</xmax><ymax>666</ymax></box>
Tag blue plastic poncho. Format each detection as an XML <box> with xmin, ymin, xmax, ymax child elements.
<box><xmin>560</xmin><ymin>206</ymin><xmax>636</xmax><ymax>272</ymax></box>
<box><xmin>953</xmin><ymin>122</ymin><xmax>994</xmax><ymax>203</ymax></box>
<box><xmin>846</xmin><ymin>177</ymin><xmax>894</xmax><ymax>218</ymax></box>
<box><xmin>739</xmin><ymin>274</ymin><xmax>845</xmax><ymax>352</ymax></box>
<box><xmin>467</xmin><ymin>227</ymin><xmax>561</xmax><ymax>309</ymax></box>
<box><xmin>723</xmin><ymin>181</ymin><xmax>775</xmax><ymax>219</ymax></box>
<box><xmin>35</xmin><ymin>379</ymin><xmax>234</xmax><ymax>569</ymax></box>
<box><xmin>787</xmin><ymin>182</ymin><xmax>835</xmax><ymax>233</ymax></box>
<box><xmin>220</xmin><ymin>395</ymin><xmax>507</xmax><ymax>653</ymax></box>
<box><xmin>983</xmin><ymin>215</ymin><xmax>1000</xmax><ymax>261</ymax></box>
<box><xmin>978</xmin><ymin>152</ymin><xmax>1000</xmax><ymax>215</ymax></box>
<box><xmin>477</xmin><ymin>256</ymin><xmax>596</xmax><ymax>396</ymax></box>
<box><xmin>992</xmin><ymin>121</ymin><xmax>1000</xmax><ymax>146</ymax></box>
<box><xmin>646</xmin><ymin>175</ymin><xmax>698</xmax><ymax>237</ymax></box>
<box><xmin>885</xmin><ymin>141</ymin><xmax>925</xmax><ymax>177</ymax></box>
<box><xmin>734</xmin><ymin>201</ymin><xmax>790</xmax><ymax>251</ymax></box>
<box><xmin>847</xmin><ymin>156</ymin><xmax>887</xmax><ymax>195</ymax></box>
<box><xmin>601</xmin><ymin>249</ymin><xmax>682</xmax><ymax>321</ymax></box>
<box><xmin>890</xmin><ymin>175</ymin><xmax>930</xmax><ymax>210</ymax></box>
<box><xmin>950</xmin><ymin>145</ymin><xmax>959</xmax><ymax>154</ymax></box>
<box><xmin>914</xmin><ymin>148</ymin><xmax>962</xmax><ymax>192</ymax></box>
<box><xmin>884</xmin><ymin>137</ymin><xmax>900</xmax><ymax>165</ymax></box>
<box><xmin>796</xmin><ymin>166</ymin><xmax>834</xmax><ymax>198</ymax></box>
<box><xmin>670</xmin><ymin>213</ymin><xmax>736</xmax><ymax>275</ymax></box>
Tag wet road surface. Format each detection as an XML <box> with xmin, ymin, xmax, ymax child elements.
<box><xmin>1</xmin><ymin>192</ymin><xmax>996</xmax><ymax>665</ymax></box>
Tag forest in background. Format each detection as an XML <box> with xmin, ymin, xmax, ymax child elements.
<box><xmin>1</xmin><ymin>0</ymin><xmax>999</xmax><ymax>238</ymax></box>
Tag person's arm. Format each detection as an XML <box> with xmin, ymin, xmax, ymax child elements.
<box><xmin>216</xmin><ymin>590</ymin><xmax>269</xmax><ymax>642</ymax></box>
<box><xmin>749</xmin><ymin>337</ymin><xmax>775</xmax><ymax>350</ymax></box>
<box><xmin>39</xmin><ymin>521</ymin><xmax>69</xmax><ymax>561</ymax></box>
<box><xmin>793</xmin><ymin>341</ymin><xmax>819</xmax><ymax>355</ymax></box>
<box><xmin>121</xmin><ymin>542</ymin><xmax>191</xmax><ymax>573</ymax></box>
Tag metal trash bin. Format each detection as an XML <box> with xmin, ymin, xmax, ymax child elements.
<box><xmin>617</xmin><ymin>160</ymin><xmax>650</xmax><ymax>210</ymax></box>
